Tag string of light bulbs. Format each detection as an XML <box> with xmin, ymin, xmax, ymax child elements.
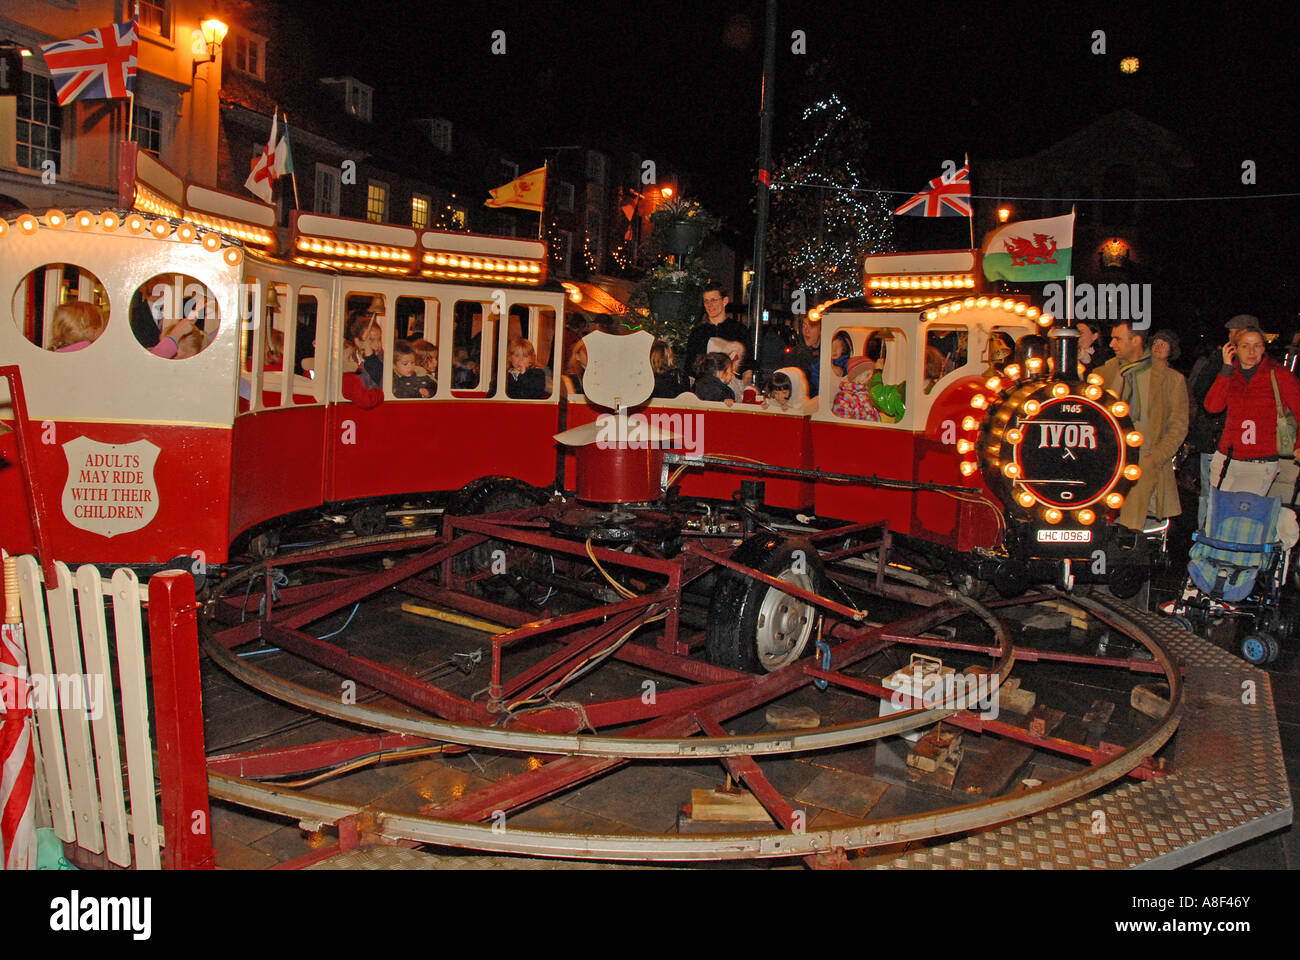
<box><xmin>772</xmin><ymin>178</ymin><xmax>1300</xmax><ymax>203</ymax></box>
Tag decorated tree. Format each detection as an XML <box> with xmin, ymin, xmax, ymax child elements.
<box><xmin>767</xmin><ymin>93</ymin><xmax>893</xmax><ymax>304</ymax></box>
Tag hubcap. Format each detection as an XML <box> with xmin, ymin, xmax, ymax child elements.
<box><xmin>754</xmin><ymin>567</ymin><xmax>817</xmax><ymax>671</ymax></box>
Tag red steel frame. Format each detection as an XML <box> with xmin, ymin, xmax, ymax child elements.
<box><xmin>200</xmin><ymin>504</ymin><xmax>1175</xmax><ymax>868</ymax></box>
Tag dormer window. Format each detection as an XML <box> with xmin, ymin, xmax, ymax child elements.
<box><xmin>320</xmin><ymin>77</ymin><xmax>373</xmax><ymax>122</ymax></box>
<box><xmin>429</xmin><ymin>118</ymin><xmax>451</xmax><ymax>153</ymax></box>
<box><xmin>231</xmin><ymin>31</ymin><xmax>267</xmax><ymax>81</ymax></box>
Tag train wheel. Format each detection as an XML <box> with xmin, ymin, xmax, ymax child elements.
<box><xmin>350</xmin><ymin>504</ymin><xmax>388</xmax><ymax>537</ymax></box>
<box><xmin>706</xmin><ymin>536</ymin><xmax>827</xmax><ymax>673</ymax></box>
<box><xmin>249</xmin><ymin>528</ymin><xmax>280</xmax><ymax>560</ymax></box>
<box><xmin>1240</xmin><ymin>632</ymin><xmax>1280</xmax><ymax>667</ymax></box>
<box><xmin>1107</xmin><ymin>563</ymin><xmax>1147</xmax><ymax>600</ymax></box>
<box><xmin>446</xmin><ymin>477</ymin><xmax>547</xmax><ymax>602</ymax></box>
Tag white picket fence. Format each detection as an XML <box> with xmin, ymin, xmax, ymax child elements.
<box><xmin>14</xmin><ymin>556</ymin><xmax>162</xmax><ymax>869</ymax></box>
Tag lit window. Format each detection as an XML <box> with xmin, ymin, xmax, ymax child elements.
<box><xmin>348</xmin><ymin>81</ymin><xmax>372</xmax><ymax>122</ymax></box>
<box><xmin>367</xmin><ymin>182</ymin><xmax>388</xmax><ymax>223</ymax></box>
<box><xmin>137</xmin><ymin>0</ymin><xmax>170</xmax><ymax>39</ymax></box>
<box><xmin>132</xmin><ymin>105</ymin><xmax>162</xmax><ymax>158</ymax></box>
<box><xmin>411</xmin><ymin>195</ymin><xmax>429</xmax><ymax>230</ymax></box>
<box><xmin>16</xmin><ymin>73</ymin><xmax>61</xmax><ymax>173</ymax></box>
<box><xmin>232</xmin><ymin>33</ymin><xmax>267</xmax><ymax>81</ymax></box>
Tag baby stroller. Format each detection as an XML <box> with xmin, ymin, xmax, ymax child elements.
<box><xmin>1165</xmin><ymin>482</ymin><xmax>1292</xmax><ymax>665</ymax></box>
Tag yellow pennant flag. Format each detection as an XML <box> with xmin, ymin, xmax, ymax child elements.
<box><xmin>485</xmin><ymin>166</ymin><xmax>546</xmax><ymax>212</ymax></box>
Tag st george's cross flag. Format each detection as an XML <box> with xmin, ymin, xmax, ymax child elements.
<box><xmin>245</xmin><ymin>110</ymin><xmax>293</xmax><ymax>204</ymax></box>
<box><xmin>485</xmin><ymin>167</ymin><xmax>546</xmax><ymax>212</ymax></box>
<box><xmin>39</xmin><ymin>20</ymin><xmax>138</xmax><ymax>107</ymax></box>
<box><xmin>894</xmin><ymin>160</ymin><xmax>973</xmax><ymax>217</ymax></box>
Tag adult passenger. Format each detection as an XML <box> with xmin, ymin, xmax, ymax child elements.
<box><xmin>1097</xmin><ymin>322</ymin><xmax>1188</xmax><ymax>535</ymax></box>
<box><xmin>683</xmin><ymin>284</ymin><xmax>749</xmax><ymax>381</ymax></box>
<box><xmin>1076</xmin><ymin>321</ymin><xmax>1112</xmax><ymax>373</ymax></box>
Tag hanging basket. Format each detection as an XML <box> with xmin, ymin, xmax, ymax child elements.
<box><xmin>663</xmin><ymin>221</ymin><xmax>705</xmax><ymax>256</ymax></box>
<box><xmin>648</xmin><ymin>288</ymin><xmax>691</xmax><ymax>321</ymax></box>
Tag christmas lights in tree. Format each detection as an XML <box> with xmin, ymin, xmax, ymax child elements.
<box><xmin>768</xmin><ymin>93</ymin><xmax>894</xmax><ymax>302</ymax></box>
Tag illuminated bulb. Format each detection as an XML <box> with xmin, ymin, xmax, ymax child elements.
<box><xmin>150</xmin><ymin>219</ymin><xmax>170</xmax><ymax>238</ymax></box>
<box><xmin>925</xmin><ymin>310</ymin><xmax>937</xmax><ymax>321</ymax></box>
<box><xmin>1006</xmin><ymin>428</ymin><xmax>1022</xmax><ymax>444</ymax></box>
<box><xmin>223</xmin><ymin>247</ymin><xmax>243</xmax><ymax>265</ymax></box>
<box><xmin>1026</xmin><ymin>307</ymin><xmax>1039</xmax><ymax>319</ymax></box>
<box><xmin>18</xmin><ymin>214</ymin><xmax>38</xmax><ymax>233</ymax></box>
<box><xmin>1085</xmin><ymin>386</ymin><xmax>1103</xmax><ymax>400</ymax></box>
<box><xmin>1003</xmin><ymin>363</ymin><xmax>1021</xmax><ymax>379</ymax></box>
<box><xmin>1023</xmin><ymin>400</ymin><xmax>1041</xmax><ymax>416</ymax></box>
<box><xmin>74</xmin><ymin>211</ymin><xmax>94</xmax><ymax>230</ymax></box>
<box><xmin>1087</xmin><ymin>373</ymin><xmax>1104</xmax><ymax>385</ymax></box>
<box><xmin>976</xmin><ymin>297</ymin><xmax>989</xmax><ymax>308</ymax></box>
<box><xmin>1016</xmin><ymin>491</ymin><xmax>1036</xmax><ymax>508</ymax></box>
<box><xmin>957</xmin><ymin>440</ymin><xmax>974</xmax><ymax>454</ymax></box>
<box><xmin>100</xmin><ymin>212</ymin><xmax>119</xmax><ymax>231</ymax></box>
<box><xmin>1014</xmin><ymin>302</ymin><xmax>1027</xmax><ymax>314</ymax></box>
<box><xmin>1110</xmin><ymin>402</ymin><xmax>1129</xmax><ymax>417</ymax></box>
<box><xmin>986</xmin><ymin>377</ymin><xmax>1002</xmax><ymax>392</ymax></box>
<box><xmin>950</xmin><ymin>301</ymin><xmax>962</xmax><ymax>312</ymax></box>
<box><xmin>1003</xmin><ymin>463</ymin><xmax>1020</xmax><ymax>479</ymax></box>
<box><xmin>1126</xmin><ymin>431</ymin><xmax>1143</xmax><ymax>447</ymax></box>
<box><xmin>959</xmin><ymin>461</ymin><xmax>979</xmax><ymax>477</ymax></box>
<box><xmin>1002</xmin><ymin>300</ymin><xmax>1017</xmax><ymax>311</ymax></box>
<box><xmin>0</xmin><ymin>220</ymin><xmax>7</xmax><ymax>238</ymax></box>
<box><xmin>962</xmin><ymin>416</ymin><xmax>979</xmax><ymax>431</ymax></box>
<box><xmin>970</xmin><ymin>394</ymin><xmax>988</xmax><ymax>410</ymax></box>
<box><xmin>1052</xmin><ymin>382</ymin><xmax>1070</xmax><ymax>398</ymax></box>
<box><xmin>1105</xmin><ymin>492</ymin><xmax>1125</xmax><ymax>509</ymax></box>
<box><xmin>1026</xmin><ymin>358</ymin><xmax>1043</xmax><ymax>373</ymax></box>
<box><xmin>176</xmin><ymin>224</ymin><xmax>196</xmax><ymax>242</ymax></box>
<box><xmin>963</xmin><ymin>298</ymin><xmax>976</xmax><ymax>309</ymax></box>
<box><xmin>1043</xmin><ymin>508</ymin><xmax>1063</xmax><ymax>524</ymax></box>
<box><xmin>45</xmin><ymin>209</ymin><xmax>66</xmax><ymax>228</ymax></box>
<box><xmin>990</xmin><ymin>298</ymin><xmax>1002</xmax><ymax>308</ymax></box>
<box><xmin>126</xmin><ymin>215</ymin><xmax>146</xmax><ymax>233</ymax></box>
<box><xmin>202</xmin><ymin>233</ymin><xmax>222</xmax><ymax>251</ymax></box>
<box><xmin>1124</xmin><ymin>464</ymin><xmax>1142</xmax><ymax>481</ymax></box>
<box><xmin>1038</xmin><ymin>313</ymin><xmax>1054</xmax><ymax>327</ymax></box>
<box><xmin>938</xmin><ymin>305</ymin><xmax>950</xmax><ymax>316</ymax></box>
<box><xmin>1077</xmin><ymin>509</ymin><xmax>1096</xmax><ymax>525</ymax></box>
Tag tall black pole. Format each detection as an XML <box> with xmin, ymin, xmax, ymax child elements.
<box><xmin>748</xmin><ymin>0</ymin><xmax>777</xmax><ymax>376</ymax></box>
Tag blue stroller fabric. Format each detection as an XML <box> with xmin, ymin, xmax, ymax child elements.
<box><xmin>1188</xmin><ymin>486</ymin><xmax>1281</xmax><ymax>602</ymax></box>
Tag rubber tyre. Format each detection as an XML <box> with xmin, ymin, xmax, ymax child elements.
<box><xmin>249</xmin><ymin>528</ymin><xmax>280</xmax><ymax>560</ymax></box>
<box><xmin>1170</xmin><ymin>614</ymin><xmax>1195</xmax><ymax>634</ymax></box>
<box><xmin>446</xmin><ymin>477</ymin><xmax>547</xmax><ymax>601</ymax></box>
<box><xmin>350</xmin><ymin>504</ymin><xmax>388</xmax><ymax>536</ymax></box>
<box><xmin>706</xmin><ymin>535</ymin><xmax>828</xmax><ymax>673</ymax></box>
<box><xmin>1241</xmin><ymin>632</ymin><xmax>1280</xmax><ymax>666</ymax></box>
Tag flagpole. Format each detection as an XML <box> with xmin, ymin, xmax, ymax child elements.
<box><xmin>127</xmin><ymin>1</ymin><xmax>137</xmax><ymax>141</ymax></box>
<box><xmin>284</xmin><ymin>112</ymin><xmax>300</xmax><ymax>209</ymax></box>
<box><xmin>966</xmin><ymin>153</ymin><xmax>974</xmax><ymax>251</ymax></box>
<box><xmin>538</xmin><ymin>159</ymin><xmax>548</xmax><ymax>241</ymax></box>
<box><xmin>1066</xmin><ymin>204</ymin><xmax>1076</xmax><ymax>327</ymax></box>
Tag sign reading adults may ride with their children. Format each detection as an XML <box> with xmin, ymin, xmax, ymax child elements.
<box><xmin>61</xmin><ymin>437</ymin><xmax>162</xmax><ymax>537</ymax></box>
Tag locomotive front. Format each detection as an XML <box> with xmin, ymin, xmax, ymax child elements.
<box><xmin>960</xmin><ymin>328</ymin><xmax>1149</xmax><ymax>595</ymax></box>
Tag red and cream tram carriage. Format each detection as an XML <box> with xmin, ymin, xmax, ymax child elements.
<box><xmin>1</xmin><ymin>146</ymin><xmax>1151</xmax><ymax>603</ymax></box>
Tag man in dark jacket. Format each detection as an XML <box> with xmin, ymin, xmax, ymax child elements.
<box><xmin>683</xmin><ymin>284</ymin><xmax>748</xmax><ymax>378</ymax></box>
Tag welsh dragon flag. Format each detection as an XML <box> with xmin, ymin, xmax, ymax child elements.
<box><xmin>981</xmin><ymin>212</ymin><xmax>1074</xmax><ymax>282</ymax></box>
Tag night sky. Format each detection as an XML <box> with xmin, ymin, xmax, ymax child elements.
<box><xmin>309</xmin><ymin>1</ymin><xmax>1299</xmax><ymax>330</ymax></box>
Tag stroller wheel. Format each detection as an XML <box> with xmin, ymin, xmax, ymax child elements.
<box><xmin>1241</xmin><ymin>632</ymin><xmax>1280</xmax><ymax>666</ymax></box>
<box><xmin>1170</xmin><ymin>614</ymin><xmax>1196</xmax><ymax>635</ymax></box>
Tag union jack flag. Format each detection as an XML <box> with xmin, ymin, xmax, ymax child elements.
<box><xmin>39</xmin><ymin>20</ymin><xmax>137</xmax><ymax>107</ymax></box>
<box><xmin>894</xmin><ymin>161</ymin><xmax>973</xmax><ymax>218</ymax></box>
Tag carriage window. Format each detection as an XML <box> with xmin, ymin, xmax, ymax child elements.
<box><xmin>985</xmin><ymin>331</ymin><xmax>1016</xmax><ymax>369</ymax></box>
<box><xmin>340</xmin><ymin>292</ymin><xmax>387</xmax><ymax>401</ymax></box>
<box><xmin>259</xmin><ymin>284</ymin><xmax>290</xmax><ymax>407</ymax></box>
<box><xmin>925</xmin><ymin>327</ymin><xmax>968</xmax><ymax>393</ymax></box>
<box><xmin>293</xmin><ymin>292</ymin><xmax>324</xmax><ymax>405</ymax></box>
<box><xmin>507</xmin><ymin>303</ymin><xmax>557</xmax><ymax>399</ymax></box>
<box><xmin>394</xmin><ymin>296</ymin><xmax>439</xmax><ymax>399</ymax></box>
<box><xmin>11</xmin><ymin>264</ymin><xmax>108</xmax><ymax>351</ymax></box>
<box><xmin>453</xmin><ymin>300</ymin><xmax>494</xmax><ymax>392</ymax></box>
<box><xmin>131</xmin><ymin>274</ymin><xmax>219</xmax><ymax>359</ymax></box>
<box><xmin>828</xmin><ymin>325</ymin><xmax>909</xmax><ymax>423</ymax></box>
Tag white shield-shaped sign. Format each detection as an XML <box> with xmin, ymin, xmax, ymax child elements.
<box><xmin>61</xmin><ymin>437</ymin><xmax>162</xmax><ymax>538</ymax></box>
<box><xmin>581</xmin><ymin>329</ymin><xmax>656</xmax><ymax>412</ymax></box>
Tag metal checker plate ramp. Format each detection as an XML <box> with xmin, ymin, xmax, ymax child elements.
<box><xmin>871</xmin><ymin>596</ymin><xmax>1292</xmax><ymax>869</ymax></box>
<box><xmin>307</xmin><ymin>845</ymin><xmax>663</xmax><ymax>870</ymax></box>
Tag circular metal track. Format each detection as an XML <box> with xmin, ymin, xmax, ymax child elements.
<box><xmin>200</xmin><ymin>529</ymin><xmax>1183</xmax><ymax>861</ymax></box>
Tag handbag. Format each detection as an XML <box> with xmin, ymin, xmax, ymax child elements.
<box><xmin>1270</xmin><ymin>371</ymin><xmax>1297</xmax><ymax>457</ymax></box>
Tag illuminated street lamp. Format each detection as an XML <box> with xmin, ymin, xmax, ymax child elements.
<box><xmin>997</xmin><ymin>207</ymin><xmax>1011</xmax><ymax>223</ymax></box>
<box><xmin>1120</xmin><ymin>57</ymin><xmax>1139</xmax><ymax>74</ymax></box>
